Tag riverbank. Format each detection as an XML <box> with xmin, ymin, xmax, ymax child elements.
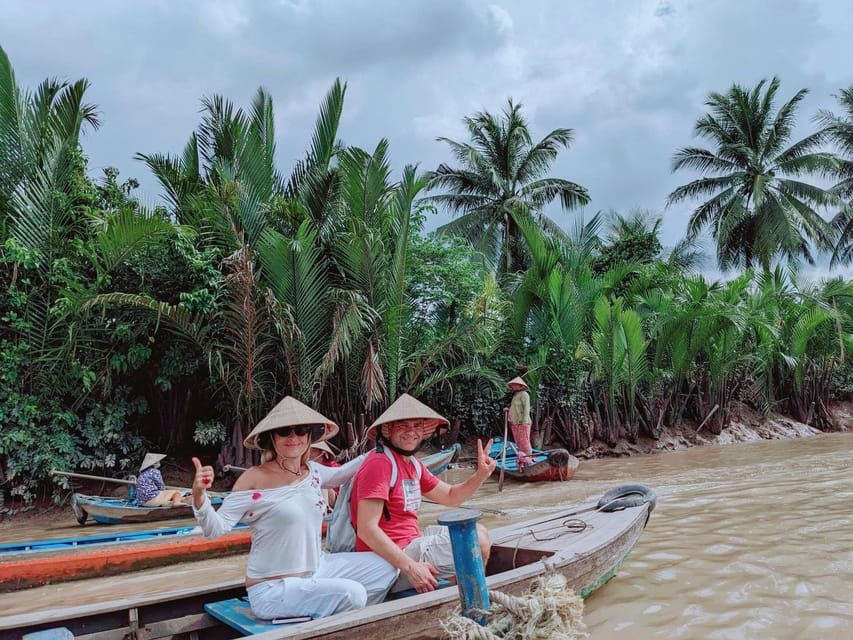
<box><xmin>579</xmin><ymin>399</ymin><xmax>853</xmax><ymax>458</ymax></box>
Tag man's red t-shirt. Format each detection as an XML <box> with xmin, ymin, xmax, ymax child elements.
<box><xmin>350</xmin><ymin>449</ymin><xmax>440</xmax><ymax>551</ymax></box>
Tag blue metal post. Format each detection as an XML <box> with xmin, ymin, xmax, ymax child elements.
<box><xmin>437</xmin><ymin>509</ymin><xmax>490</xmax><ymax>625</ymax></box>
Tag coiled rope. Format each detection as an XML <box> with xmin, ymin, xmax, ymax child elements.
<box><xmin>440</xmin><ymin>573</ymin><xmax>587</xmax><ymax>639</ymax></box>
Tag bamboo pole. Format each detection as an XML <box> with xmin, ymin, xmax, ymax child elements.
<box><xmin>498</xmin><ymin>408</ymin><xmax>509</xmax><ymax>492</ymax></box>
<box><xmin>50</xmin><ymin>469</ymin><xmax>136</xmax><ymax>486</ymax></box>
<box><xmin>695</xmin><ymin>404</ymin><xmax>720</xmax><ymax>433</ymax></box>
<box><xmin>222</xmin><ymin>465</ymin><xmax>247</xmax><ymax>473</ymax></box>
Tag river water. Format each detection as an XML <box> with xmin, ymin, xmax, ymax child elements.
<box><xmin>2</xmin><ymin>433</ymin><xmax>851</xmax><ymax>638</ymax></box>
<box><xmin>577</xmin><ymin>432</ymin><xmax>853</xmax><ymax>639</ymax></box>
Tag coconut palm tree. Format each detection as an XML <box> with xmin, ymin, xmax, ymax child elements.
<box><xmin>816</xmin><ymin>86</ymin><xmax>853</xmax><ymax>264</ymax></box>
<box><xmin>668</xmin><ymin>77</ymin><xmax>838</xmax><ymax>271</ymax></box>
<box><xmin>426</xmin><ymin>99</ymin><xmax>589</xmax><ymax>274</ymax></box>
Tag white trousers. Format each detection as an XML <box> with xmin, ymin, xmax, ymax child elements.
<box><xmin>246</xmin><ymin>552</ymin><xmax>397</xmax><ymax>620</ymax></box>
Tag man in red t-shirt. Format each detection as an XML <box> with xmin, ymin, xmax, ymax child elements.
<box><xmin>350</xmin><ymin>394</ymin><xmax>496</xmax><ymax>594</ymax></box>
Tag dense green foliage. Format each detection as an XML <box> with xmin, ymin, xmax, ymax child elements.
<box><xmin>1</xmin><ymin>45</ymin><xmax>851</xmax><ymax>503</ymax></box>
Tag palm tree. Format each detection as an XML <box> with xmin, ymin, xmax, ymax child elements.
<box><xmin>816</xmin><ymin>86</ymin><xmax>853</xmax><ymax>264</ymax></box>
<box><xmin>426</xmin><ymin>99</ymin><xmax>589</xmax><ymax>274</ymax></box>
<box><xmin>668</xmin><ymin>77</ymin><xmax>838</xmax><ymax>271</ymax></box>
<box><xmin>0</xmin><ymin>44</ymin><xmax>104</xmax><ymax>391</ymax></box>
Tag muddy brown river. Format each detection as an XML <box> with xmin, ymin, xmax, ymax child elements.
<box><xmin>2</xmin><ymin>432</ymin><xmax>851</xmax><ymax>638</ymax></box>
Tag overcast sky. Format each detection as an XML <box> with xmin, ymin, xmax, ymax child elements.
<box><xmin>3</xmin><ymin>0</ymin><xmax>852</xmax><ymax>277</ymax></box>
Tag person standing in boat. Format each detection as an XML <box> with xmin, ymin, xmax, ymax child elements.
<box><xmin>507</xmin><ymin>377</ymin><xmax>534</xmax><ymax>469</ymax></box>
<box><xmin>134</xmin><ymin>453</ymin><xmax>183</xmax><ymax>507</ymax></box>
<box><xmin>350</xmin><ymin>394</ymin><xmax>496</xmax><ymax>594</ymax></box>
<box><xmin>191</xmin><ymin>396</ymin><xmax>397</xmax><ymax>621</ymax></box>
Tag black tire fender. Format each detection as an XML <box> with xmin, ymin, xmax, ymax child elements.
<box><xmin>71</xmin><ymin>495</ymin><xmax>88</xmax><ymax>526</ymax></box>
<box><xmin>597</xmin><ymin>484</ymin><xmax>657</xmax><ymax>513</ymax></box>
<box><xmin>547</xmin><ymin>448</ymin><xmax>571</xmax><ymax>467</ymax></box>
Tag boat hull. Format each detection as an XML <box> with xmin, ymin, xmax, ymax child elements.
<box><xmin>490</xmin><ymin>437</ymin><xmax>579</xmax><ymax>482</ymax></box>
<box><xmin>0</xmin><ymin>528</ymin><xmax>251</xmax><ymax>592</ymax></box>
<box><xmin>3</xmin><ymin>494</ymin><xmax>653</xmax><ymax>640</ymax></box>
<box><xmin>419</xmin><ymin>443</ymin><xmax>461</xmax><ymax>475</ymax></box>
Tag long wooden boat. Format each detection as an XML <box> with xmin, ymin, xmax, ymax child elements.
<box><xmin>71</xmin><ymin>491</ymin><xmax>227</xmax><ymax>526</ymax></box>
<box><xmin>0</xmin><ymin>524</ymin><xmax>251</xmax><ymax>593</ymax></box>
<box><xmin>2</xmin><ymin>485</ymin><xmax>655</xmax><ymax>640</ymax></box>
<box><xmin>490</xmin><ymin>437</ymin><xmax>579</xmax><ymax>482</ymax></box>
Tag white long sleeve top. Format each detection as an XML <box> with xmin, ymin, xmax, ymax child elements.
<box><xmin>193</xmin><ymin>456</ymin><xmax>364</xmax><ymax>579</ymax></box>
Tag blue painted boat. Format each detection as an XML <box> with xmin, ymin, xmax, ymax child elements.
<box><xmin>71</xmin><ymin>491</ymin><xmax>226</xmax><ymax>526</ymax></box>
<box><xmin>0</xmin><ymin>522</ymin><xmax>248</xmax><ymax>556</ymax></box>
<box><xmin>421</xmin><ymin>443</ymin><xmax>461</xmax><ymax>475</ymax></box>
<box><xmin>489</xmin><ymin>437</ymin><xmax>579</xmax><ymax>482</ymax></box>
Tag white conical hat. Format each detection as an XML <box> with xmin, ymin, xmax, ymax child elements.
<box><xmin>244</xmin><ymin>396</ymin><xmax>339</xmax><ymax>450</ymax></box>
<box><xmin>365</xmin><ymin>393</ymin><xmax>449</xmax><ymax>441</ymax></box>
<box><xmin>507</xmin><ymin>376</ymin><xmax>529</xmax><ymax>390</ymax></box>
<box><xmin>139</xmin><ymin>453</ymin><xmax>167</xmax><ymax>472</ymax></box>
<box><xmin>310</xmin><ymin>441</ymin><xmax>336</xmax><ymax>456</ymax></box>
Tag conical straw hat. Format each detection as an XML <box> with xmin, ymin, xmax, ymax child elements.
<box><xmin>507</xmin><ymin>376</ymin><xmax>529</xmax><ymax>391</ymax></box>
<box><xmin>139</xmin><ymin>453</ymin><xmax>167</xmax><ymax>472</ymax></box>
<box><xmin>366</xmin><ymin>393</ymin><xmax>449</xmax><ymax>441</ymax></box>
<box><xmin>310</xmin><ymin>441</ymin><xmax>336</xmax><ymax>456</ymax></box>
<box><xmin>244</xmin><ymin>396</ymin><xmax>339</xmax><ymax>450</ymax></box>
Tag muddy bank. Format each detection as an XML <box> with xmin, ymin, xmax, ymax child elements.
<box><xmin>579</xmin><ymin>400</ymin><xmax>853</xmax><ymax>458</ymax></box>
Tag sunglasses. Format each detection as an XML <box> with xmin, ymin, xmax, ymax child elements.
<box><xmin>273</xmin><ymin>426</ymin><xmax>313</xmax><ymax>438</ymax></box>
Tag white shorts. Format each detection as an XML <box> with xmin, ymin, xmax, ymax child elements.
<box><xmin>391</xmin><ymin>525</ymin><xmax>456</xmax><ymax>591</ymax></box>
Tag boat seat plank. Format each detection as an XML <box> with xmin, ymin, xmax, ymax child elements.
<box><xmin>21</xmin><ymin>629</ymin><xmax>74</xmax><ymax>640</ymax></box>
<box><xmin>204</xmin><ymin>598</ymin><xmax>310</xmax><ymax>635</ymax></box>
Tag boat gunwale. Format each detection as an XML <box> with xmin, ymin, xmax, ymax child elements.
<box><xmin>0</xmin><ymin>502</ymin><xmax>650</xmax><ymax>637</ymax></box>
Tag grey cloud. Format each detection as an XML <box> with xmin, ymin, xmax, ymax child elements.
<box><xmin>1</xmin><ymin>0</ymin><xmax>851</xmax><ymax>275</ymax></box>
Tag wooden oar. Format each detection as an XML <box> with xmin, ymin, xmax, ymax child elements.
<box><xmin>50</xmin><ymin>469</ymin><xmax>136</xmax><ymax>486</ymax></box>
<box><xmin>51</xmin><ymin>469</ymin><xmax>204</xmax><ymax>494</ymax></box>
<box><xmin>498</xmin><ymin>408</ymin><xmax>509</xmax><ymax>492</ymax></box>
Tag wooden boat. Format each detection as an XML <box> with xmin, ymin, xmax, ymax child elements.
<box><xmin>490</xmin><ymin>437</ymin><xmax>579</xmax><ymax>482</ymax></box>
<box><xmin>70</xmin><ymin>491</ymin><xmax>226</xmax><ymax>526</ymax></box>
<box><xmin>0</xmin><ymin>524</ymin><xmax>251</xmax><ymax>592</ymax></box>
<box><xmin>3</xmin><ymin>485</ymin><xmax>655</xmax><ymax>640</ymax></box>
<box><xmin>420</xmin><ymin>443</ymin><xmax>461</xmax><ymax>475</ymax></box>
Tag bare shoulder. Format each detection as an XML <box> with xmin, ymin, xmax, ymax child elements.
<box><xmin>231</xmin><ymin>465</ymin><xmax>264</xmax><ymax>491</ymax></box>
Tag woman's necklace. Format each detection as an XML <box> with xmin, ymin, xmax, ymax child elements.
<box><xmin>277</xmin><ymin>457</ymin><xmax>303</xmax><ymax>477</ymax></box>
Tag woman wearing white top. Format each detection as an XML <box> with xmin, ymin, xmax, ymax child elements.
<box><xmin>191</xmin><ymin>396</ymin><xmax>397</xmax><ymax>621</ymax></box>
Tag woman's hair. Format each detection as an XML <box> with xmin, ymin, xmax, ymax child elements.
<box><xmin>257</xmin><ymin>430</ymin><xmax>312</xmax><ymax>467</ymax></box>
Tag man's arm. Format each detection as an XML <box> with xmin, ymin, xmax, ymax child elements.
<box><xmin>356</xmin><ymin>498</ymin><xmax>439</xmax><ymax>593</ymax></box>
<box><xmin>424</xmin><ymin>438</ymin><xmax>496</xmax><ymax>507</ymax></box>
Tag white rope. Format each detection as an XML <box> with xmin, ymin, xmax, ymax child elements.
<box><xmin>440</xmin><ymin>573</ymin><xmax>587</xmax><ymax>639</ymax></box>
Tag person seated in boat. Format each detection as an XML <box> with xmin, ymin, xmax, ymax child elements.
<box><xmin>350</xmin><ymin>393</ymin><xmax>496</xmax><ymax>594</ymax></box>
<box><xmin>310</xmin><ymin>441</ymin><xmax>341</xmax><ymax>509</ymax></box>
<box><xmin>191</xmin><ymin>396</ymin><xmax>397</xmax><ymax>621</ymax></box>
<box><xmin>507</xmin><ymin>376</ymin><xmax>534</xmax><ymax>469</ymax></box>
<box><xmin>134</xmin><ymin>453</ymin><xmax>184</xmax><ymax>507</ymax></box>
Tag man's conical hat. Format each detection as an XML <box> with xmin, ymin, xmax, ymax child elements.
<box><xmin>365</xmin><ymin>393</ymin><xmax>449</xmax><ymax>441</ymax></box>
<box><xmin>244</xmin><ymin>396</ymin><xmax>339</xmax><ymax>450</ymax></box>
<box><xmin>507</xmin><ymin>376</ymin><xmax>529</xmax><ymax>391</ymax></box>
<box><xmin>139</xmin><ymin>453</ymin><xmax>167</xmax><ymax>472</ymax></box>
